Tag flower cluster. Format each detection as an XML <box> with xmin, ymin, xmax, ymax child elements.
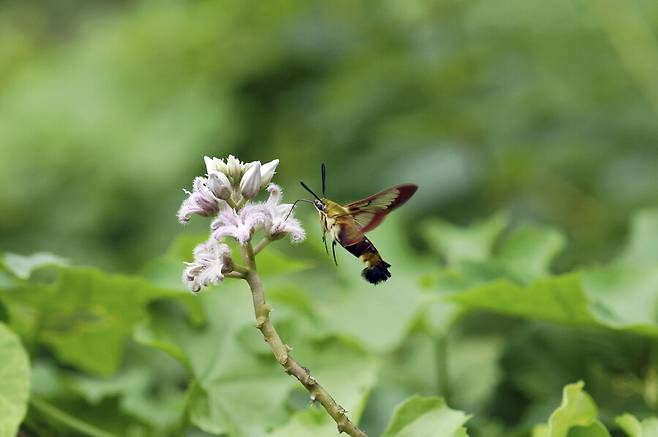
<box><xmin>178</xmin><ymin>155</ymin><xmax>305</xmax><ymax>293</ymax></box>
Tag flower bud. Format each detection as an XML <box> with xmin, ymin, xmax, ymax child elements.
<box><xmin>207</xmin><ymin>171</ymin><xmax>232</xmax><ymax>200</ymax></box>
<box><xmin>226</xmin><ymin>155</ymin><xmax>244</xmax><ymax>182</ymax></box>
<box><xmin>240</xmin><ymin>161</ymin><xmax>261</xmax><ymax>199</ymax></box>
<box><xmin>204</xmin><ymin>156</ymin><xmax>216</xmax><ymax>175</ymax></box>
<box><xmin>260</xmin><ymin>159</ymin><xmax>279</xmax><ymax>188</ymax></box>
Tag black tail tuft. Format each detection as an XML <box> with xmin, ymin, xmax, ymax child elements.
<box><xmin>362</xmin><ymin>261</ymin><xmax>392</xmax><ymax>285</ymax></box>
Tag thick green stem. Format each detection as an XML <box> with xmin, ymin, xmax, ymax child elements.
<box><xmin>29</xmin><ymin>397</ymin><xmax>116</xmax><ymax>437</ymax></box>
<box><xmin>240</xmin><ymin>243</ymin><xmax>367</xmax><ymax>437</ymax></box>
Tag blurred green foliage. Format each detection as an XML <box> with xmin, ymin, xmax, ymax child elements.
<box><xmin>1</xmin><ymin>0</ymin><xmax>658</xmax><ymax>270</ymax></box>
<box><xmin>1</xmin><ymin>0</ymin><xmax>658</xmax><ymax>436</ymax></box>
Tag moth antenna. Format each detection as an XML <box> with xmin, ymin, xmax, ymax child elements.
<box><xmin>300</xmin><ymin>181</ymin><xmax>322</xmax><ymax>202</ymax></box>
<box><xmin>321</xmin><ymin>162</ymin><xmax>327</xmax><ymax>197</ymax></box>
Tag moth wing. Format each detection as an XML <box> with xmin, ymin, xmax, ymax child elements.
<box><xmin>335</xmin><ymin>215</ymin><xmax>364</xmax><ymax>246</ymax></box>
<box><xmin>346</xmin><ymin>184</ymin><xmax>417</xmax><ymax>233</ymax></box>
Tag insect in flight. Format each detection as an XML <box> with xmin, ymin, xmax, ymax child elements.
<box><xmin>296</xmin><ymin>163</ymin><xmax>417</xmax><ymax>284</ymax></box>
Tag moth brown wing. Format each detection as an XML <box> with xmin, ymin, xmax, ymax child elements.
<box><xmin>335</xmin><ymin>215</ymin><xmax>364</xmax><ymax>246</ymax></box>
<box><xmin>346</xmin><ymin>184</ymin><xmax>417</xmax><ymax>233</ymax></box>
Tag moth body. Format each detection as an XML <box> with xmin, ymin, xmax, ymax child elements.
<box><xmin>317</xmin><ymin>199</ymin><xmax>391</xmax><ymax>284</ymax></box>
<box><xmin>301</xmin><ymin>164</ymin><xmax>417</xmax><ymax>285</ymax></box>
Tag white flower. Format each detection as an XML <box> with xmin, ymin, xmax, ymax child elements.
<box><xmin>182</xmin><ymin>239</ymin><xmax>232</xmax><ymax>293</ymax></box>
<box><xmin>207</xmin><ymin>171</ymin><xmax>232</xmax><ymax>200</ymax></box>
<box><xmin>226</xmin><ymin>154</ymin><xmax>245</xmax><ymax>182</ymax></box>
<box><xmin>261</xmin><ymin>184</ymin><xmax>305</xmax><ymax>243</ymax></box>
<box><xmin>211</xmin><ymin>204</ymin><xmax>269</xmax><ymax>244</ymax></box>
<box><xmin>239</xmin><ymin>161</ymin><xmax>261</xmax><ymax>199</ymax></box>
<box><xmin>204</xmin><ymin>156</ymin><xmax>218</xmax><ymax>175</ymax></box>
<box><xmin>259</xmin><ymin>159</ymin><xmax>279</xmax><ymax>188</ymax></box>
<box><xmin>177</xmin><ymin>177</ymin><xmax>223</xmax><ymax>224</ymax></box>
<box><xmin>204</xmin><ymin>155</ymin><xmax>247</xmax><ymax>184</ymax></box>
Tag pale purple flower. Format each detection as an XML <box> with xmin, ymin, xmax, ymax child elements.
<box><xmin>211</xmin><ymin>204</ymin><xmax>269</xmax><ymax>244</ymax></box>
<box><xmin>177</xmin><ymin>177</ymin><xmax>223</xmax><ymax>224</ymax></box>
<box><xmin>259</xmin><ymin>159</ymin><xmax>279</xmax><ymax>188</ymax></box>
<box><xmin>239</xmin><ymin>161</ymin><xmax>261</xmax><ymax>199</ymax></box>
<box><xmin>182</xmin><ymin>239</ymin><xmax>232</xmax><ymax>293</ymax></box>
<box><xmin>261</xmin><ymin>184</ymin><xmax>305</xmax><ymax>243</ymax></box>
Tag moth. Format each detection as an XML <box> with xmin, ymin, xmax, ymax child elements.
<box><xmin>298</xmin><ymin>163</ymin><xmax>417</xmax><ymax>284</ymax></box>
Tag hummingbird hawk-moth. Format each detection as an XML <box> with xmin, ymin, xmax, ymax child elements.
<box><xmin>298</xmin><ymin>163</ymin><xmax>417</xmax><ymax>284</ymax></box>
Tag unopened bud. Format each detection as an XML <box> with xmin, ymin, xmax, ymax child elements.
<box><xmin>240</xmin><ymin>161</ymin><xmax>261</xmax><ymax>198</ymax></box>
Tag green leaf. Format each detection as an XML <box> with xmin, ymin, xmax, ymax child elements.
<box><xmin>139</xmin><ymin>283</ymin><xmax>294</xmax><ymax>436</ymax></box>
<box><xmin>1</xmin><ymin>267</ymin><xmax>195</xmax><ymax>375</ymax></box>
<box><xmin>568</xmin><ymin>422</ymin><xmax>612</xmax><ymax>437</ymax></box>
<box><xmin>315</xmin><ymin>216</ymin><xmax>433</xmax><ymax>352</ymax></box>
<box><xmin>450</xmin><ymin>274</ymin><xmax>597</xmax><ymax>327</ymax></box>
<box><xmin>532</xmin><ymin>382</ymin><xmax>610</xmax><ymax>437</ymax></box>
<box><xmin>0</xmin><ymin>322</ymin><xmax>30</xmax><ymax>437</ymax></box>
<box><xmin>619</xmin><ymin>208</ymin><xmax>658</xmax><ymax>267</ymax></box>
<box><xmin>450</xmin><ymin>260</ymin><xmax>658</xmax><ymax>337</ymax></box>
<box><xmin>381</xmin><ymin>395</ymin><xmax>470</xmax><ymax>437</ymax></box>
<box><xmin>423</xmin><ymin>212</ymin><xmax>507</xmax><ymax>266</ymax></box>
<box><xmin>268</xmin><ymin>343</ymin><xmax>379</xmax><ymax>437</ymax></box>
<box><xmin>498</xmin><ymin>224</ymin><xmax>566</xmax><ymax>282</ymax></box>
<box><xmin>2</xmin><ymin>252</ymin><xmax>69</xmax><ymax>279</ymax></box>
<box><xmin>582</xmin><ymin>266</ymin><xmax>658</xmax><ymax>332</ymax></box>
<box><xmin>317</xmin><ymin>276</ymin><xmax>422</xmax><ymax>352</ymax></box>
<box><xmin>448</xmin><ymin>337</ymin><xmax>503</xmax><ymax>413</ymax></box>
<box><xmin>616</xmin><ymin>413</ymin><xmax>658</xmax><ymax>437</ymax></box>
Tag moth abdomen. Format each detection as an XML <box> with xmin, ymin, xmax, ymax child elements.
<box><xmin>342</xmin><ymin>237</ymin><xmax>391</xmax><ymax>284</ymax></box>
<box><xmin>361</xmin><ymin>259</ymin><xmax>391</xmax><ymax>284</ymax></box>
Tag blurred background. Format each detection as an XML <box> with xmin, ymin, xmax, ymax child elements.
<box><xmin>2</xmin><ymin>0</ymin><xmax>657</xmax><ymax>271</ymax></box>
<box><xmin>2</xmin><ymin>1</ymin><xmax>658</xmax><ymax>436</ymax></box>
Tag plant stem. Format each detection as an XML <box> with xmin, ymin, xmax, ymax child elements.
<box><xmin>29</xmin><ymin>397</ymin><xmax>117</xmax><ymax>437</ymax></box>
<box><xmin>240</xmin><ymin>242</ymin><xmax>367</xmax><ymax>437</ymax></box>
<box><xmin>253</xmin><ymin>237</ymin><xmax>271</xmax><ymax>255</ymax></box>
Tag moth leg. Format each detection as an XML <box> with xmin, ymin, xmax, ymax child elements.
<box><xmin>331</xmin><ymin>240</ymin><xmax>338</xmax><ymax>266</ymax></box>
<box><xmin>322</xmin><ymin>233</ymin><xmax>329</xmax><ymax>255</ymax></box>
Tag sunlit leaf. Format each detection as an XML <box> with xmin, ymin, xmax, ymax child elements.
<box><xmin>616</xmin><ymin>413</ymin><xmax>658</xmax><ymax>437</ymax></box>
<box><xmin>381</xmin><ymin>395</ymin><xmax>470</xmax><ymax>437</ymax></box>
<box><xmin>0</xmin><ymin>322</ymin><xmax>30</xmax><ymax>437</ymax></box>
<box><xmin>2</xmin><ymin>252</ymin><xmax>69</xmax><ymax>279</ymax></box>
<box><xmin>618</xmin><ymin>208</ymin><xmax>658</xmax><ymax>267</ymax></box>
<box><xmin>531</xmin><ymin>382</ymin><xmax>609</xmax><ymax>437</ymax></box>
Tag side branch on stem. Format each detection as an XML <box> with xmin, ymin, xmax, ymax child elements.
<box><xmin>239</xmin><ymin>243</ymin><xmax>367</xmax><ymax>437</ymax></box>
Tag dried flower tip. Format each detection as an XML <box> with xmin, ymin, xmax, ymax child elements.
<box><xmin>177</xmin><ymin>177</ymin><xmax>222</xmax><ymax>224</ymax></box>
<box><xmin>259</xmin><ymin>159</ymin><xmax>279</xmax><ymax>188</ymax></box>
<box><xmin>240</xmin><ymin>161</ymin><xmax>262</xmax><ymax>199</ymax></box>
